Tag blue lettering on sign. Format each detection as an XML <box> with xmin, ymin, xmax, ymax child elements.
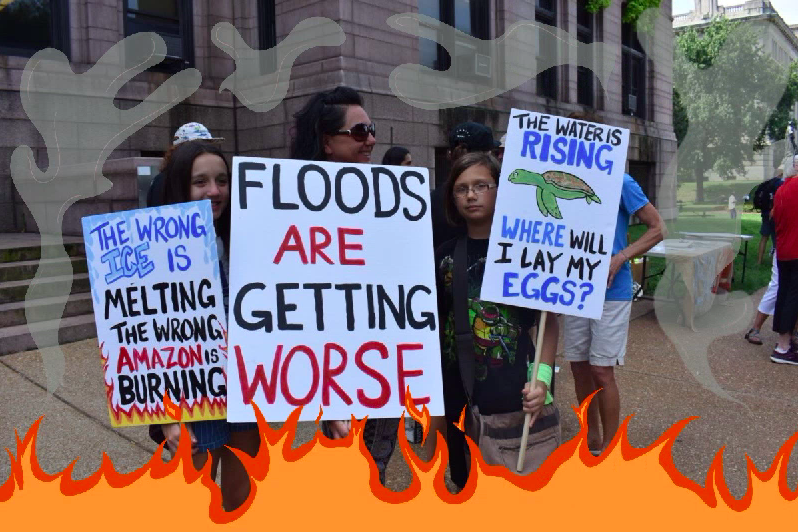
<box><xmin>501</xmin><ymin>216</ymin><xmax>520</xmax><ymax>240</ymax></box>
<box><xmin>596</xmin><ymin>145</ymin><xmax>614</xmax><ymax>174</ymax></box>
<box><xmin>540</xmin><ymin>276</ymin><xmax>560</xmax><ymax>303</ymax></box>
<box><xmin>167</xmin><ymin>244</ymin><xmax>192</xmax><ymax>272</ymax></box>
<box><xmin>560</xmin><ymin>280</ymin><xmax>577</xmax><ymax>305</ymax></box>
<box><xmin>135</xmin><ymin>212</ymin><xmax>207</xmax><ymax>243</ymax></box>
<box><xmin>503</xmin><ymin>272</ymin><xmax>519</xmax><ymax>297</ymax></box>
<box><xmin>521</xmin><ymin>272</ymin><xmax>540</xmax><ymax>299</ymax></box>
<box><xmin>500</xmin><ymin>217</ymin><xmax>565</xmax><ymax>248</ymax></box>
<box><xmin>101</xmin><ymin>242</ymin><xmax>156</xmax><ymax>284</ymax></box>
<box><xmin>519</xmin><ymin>132</ymin><xmax>615</xmax><ymax>176</ymax></box>
<box><xmin>116</xmin><ymin>220</ymin><xmax>129</xmax><ymax>245</ymax></box>
<box><xmin>577</xmin><ymin>282</ymin><xmax>595</xmax><ymax>310</ymax></box>
<box><xmin>499</xmin><ymin>273</ymin><xmax>592</xmax><ymax>309</ymax></box>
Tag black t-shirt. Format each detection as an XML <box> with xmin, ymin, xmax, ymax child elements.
<box><xmin>435</xmin><ymin>236</ymin><xmax>537</xmax><ymax>415</ymax></box>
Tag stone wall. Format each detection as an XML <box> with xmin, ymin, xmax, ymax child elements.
<box><xmin>1</xmin><ymin>0</ymin><xmax>678</xmax><ymax>233</ymax></box>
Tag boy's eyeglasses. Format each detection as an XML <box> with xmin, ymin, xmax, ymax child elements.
<box><xmin>331</xmin><ymin>122</ymin><xmax>376</xmax><ymax>142</ymax></box>
<box><xmin>453</xmin><ymin>182</ymin><xmax>497</xmax><ymax>198</ymax></box>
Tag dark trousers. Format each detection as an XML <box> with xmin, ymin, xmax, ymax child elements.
<box><xmin>320</xmin><ymin>418</ymin><xmax>399</xmax><ymax>486</ymax></box>
<box><xmin>442</xmin><ymin>373</ymin><xmax>470</xmax><ymax>489</ymax></box>
<box><xmin>773</xmin><ymin>259</ymin><xmax>798</xmax><ymax>334</ymax></box>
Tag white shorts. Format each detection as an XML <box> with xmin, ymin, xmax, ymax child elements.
<box><xmin>562</xmin><ymin>300</ymin><xmax>632</xmax><ymax>367</ymax></box>
<box><xmin>758</xmin><ymin>251</ymin><xmax>779</xmax><ymax>316</ymax></box>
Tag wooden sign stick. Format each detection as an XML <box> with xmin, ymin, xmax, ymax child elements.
<box><xmin>517</xmin><ymin>310</ymin><xmax>548</xmax><ymax>472</ymax></box>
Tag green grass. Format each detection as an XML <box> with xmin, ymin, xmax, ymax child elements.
<box><xmin>629</xmin><ymin>212</ymin><xmax>772</xmax><ymax>296</ymax></box>
<box><xmin>676</xmin><ymin>179</ymin><xmax>763</xmax><ymax>207</ymax></box>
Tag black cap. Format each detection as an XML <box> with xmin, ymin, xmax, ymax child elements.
<box><xmin>449</xmin><ymin>122</ymin><xmax>499</xmax><ymax>152</ymax></box>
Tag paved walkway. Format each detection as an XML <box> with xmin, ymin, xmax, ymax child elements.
<box><xmin>2</xmin><ymin>291</ymin><xmax>797</xmax><ymax>497</ymax></box>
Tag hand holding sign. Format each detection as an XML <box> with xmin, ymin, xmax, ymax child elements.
<box><xmin>480</xmin><ymin>109</ymin><xmax>629</xmax><ymax>469</ymax></box>
<box><xmin>227</xmin><ymin>158</ymin><xmax>444</xmax><ymax>423</ymax></box>
<box><xmin>481</xmin><ymin>109</ymin><xmax>629</xmax><ymax>319</ymax></box>
<box><xmin>82</xmin><ymin>201</ymin><xmax>228</xmax><ymax>427</ymax></box>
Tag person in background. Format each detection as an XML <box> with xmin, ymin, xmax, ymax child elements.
<box><xmin>493</xmin><ymin>134</ymin><xmax>506</xmax><ymax>163</ymax></box>
<box><xmin>382</xmin><ymin>146</ymin><xmax>412</xmax><ymax>166</ymax></box>
<box><xmin>435</xmin><ymin>152</ymin><xmax>560</xmax><ymax>476</ymax></box>
<box><xmin>425</xmin><ymin>121</ymin><xmax>499</xmax><ymax>488</ymax></box>
<box><xmin>290</xmin><ymin>85</ymin><xmax>405</xmax><ymax>485</ymax></box>
<box><xmin>757</xmin><ymin>167</ymin><xmax>782</xmax><ymax>264</ymax></box>
<box><xmin>158</xmin><ymin>141</ymin><xmax>260</xmax><ymax>511</ymax></box>
<box><xmin>146</xmin><ymin>122</ymin><xmax>224</xmax><ymax>208</ymax></box>
<box><xmin>770</xmin><ymin>155</ymin><xmax>798</xmax><ymax>365</ymax></box>
<box><xmin>562</xmin><ymin>112</ymin><xmax>666</xmax><ymax>455</ymax></box>
<box><xmin>431</xmin><ymin>122</ymin><xmax>500</xmax><ymax>250</ymax></box>
<box><xmin>728</xmin><ymin>193</ymin><xmax>737</xmax><ymax>219</ymax></box>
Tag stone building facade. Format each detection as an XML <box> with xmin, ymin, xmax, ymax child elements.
<box><xmin>0</xmin><ymin>0</ymin><xmax>677</xmax><ymax>235</ymax></box>
<box><xmin>674</xmin><ymin>0</ymin><xmax>798</xmax><ymax>181</ymax></box>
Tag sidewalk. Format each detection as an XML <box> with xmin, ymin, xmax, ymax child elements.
<box><xmin>2</xmin><ymin>292</ymin><xmax>797</xmax><ymax>497</ymax></box>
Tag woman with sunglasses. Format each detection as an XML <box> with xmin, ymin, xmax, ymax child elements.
<box><xmin>290</xmin><ymin>86</ymin><xmax>402</xmax><ymax>486</ymax></box>
<box><xmin>159</xmin><ymin>140</ymin><xmax>260</xmax><ymax>511</ymax></box>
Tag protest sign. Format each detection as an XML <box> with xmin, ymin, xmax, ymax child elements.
<box><xmin>82</xmin><ymin>201</ymin><xmax>228</xmax><ymax>427</ymax></box>
<box><xmin>481</xmin><ymin>109</ymin><xmax>630</xmax><ymax>319</ymax></box>
<box><xmin>226</xmin><ymin>158</ymin><xmax>443</xmax><ymax>422</ymax></box>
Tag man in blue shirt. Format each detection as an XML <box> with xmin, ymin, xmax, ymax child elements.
<box><xmin>562</xmin><ymin>172</ymin><xmax>665</xmax><ymax>455</ymax></box>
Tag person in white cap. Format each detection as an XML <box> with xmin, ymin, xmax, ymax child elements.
<box><xmin>493</xmin><ymin>133</ymin><xmax>506</xmax><ymax>163</ymax></box>
<box><xmin>146</xmin><ymin>122</ymin><xmax>224</xmax><ymax>207</ymax></box>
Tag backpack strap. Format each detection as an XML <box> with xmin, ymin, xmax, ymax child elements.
<box><xmin>453</xmin><ymin>235</ymin><xmax>475</xmax><ymax>401</ymax></box>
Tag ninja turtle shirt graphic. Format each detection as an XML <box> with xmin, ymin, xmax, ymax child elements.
<box><xmin>436</xmin><ymin>237</ymin><xmax>537</xmax><ymax>415</ymax></box>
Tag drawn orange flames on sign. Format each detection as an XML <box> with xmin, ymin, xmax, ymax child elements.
<box><xmin>3</xmin><ymin>395</ymin><xmax>798</xmax><ymax>528</ymax></box>
<box><xmin>99</xmin><ymin>337</ymin><xmax>228</xmax><ymax>426</ymax></box>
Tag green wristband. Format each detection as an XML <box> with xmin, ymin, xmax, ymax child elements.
<box><xmin>528</xmin><ymin>363</ymin><xmax>554</xmax><ymax>404</ymax></box>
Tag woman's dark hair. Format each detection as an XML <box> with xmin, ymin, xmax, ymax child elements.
<box><xmin>162</xmin><ymin>141</ymin><xmax>231</xmax><ymax>251</ymax></box>
<box><xmin>290</xmin><ymin>86</ymin><xmax>363</xmax><ymax>161</ymax></box>
<box><xmin>444</xmin><ymin>152</ymin><xmax>501</xmax><ymax>227</ymax></box>
<box><xmin>382</xmin><ymin>146</ymin><xmax>410</xmax><ymax>166</ymax></box>
<box><xmin>447</xmin><ymin>144</ymin><xmax>470</xmax><ymax>163</ymax></box>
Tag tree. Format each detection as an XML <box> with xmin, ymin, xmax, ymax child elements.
<box><xmin>673</xmin><ymin>88</ymin><xmax>689</xmax><ymax>148</ymax></box>
<box><xmin>586</xmin><ymin>0</ymin><xmax>662</xmax><ymax>23</ymax></box>
<box><xmin>674</xmin><ymin>17</ymin><xmax>796</xmax><ymax>203</ymax></box>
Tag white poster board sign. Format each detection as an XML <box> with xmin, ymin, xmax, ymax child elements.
<box><xmin>82</xmin><ymin>201</ymin><xmax>228</xmax><ymax>427</ymax></box>
<box><xmin>226</xmin><ymin>158</ymin><xmax>443</xmax><ymax>422</ymax></box>
<box><xmin>481</xmin><ymin>109</ymin><xmax>630</xmax><ymax>319</ymax></box>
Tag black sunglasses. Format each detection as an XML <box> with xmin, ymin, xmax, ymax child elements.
<box><xmin>331</xmin><ymin>122</ymin><xmax>376</xmax><ymax>142</ymax></box>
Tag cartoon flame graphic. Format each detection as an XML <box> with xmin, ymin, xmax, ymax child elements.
<box><xmin>98</xmin><ymin>341</ymin><xmax>227</xmax><ymax>426</ymax></box>
<box><xmin>3</xmin><ymin>394</ymin><xmax>798</xmax><ymax>528</ymax></box>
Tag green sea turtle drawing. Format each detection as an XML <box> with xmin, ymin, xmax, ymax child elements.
<box><xmin>508</xmin><ymin>168</ymin><xmax>601</xmax><ymax>219</ymax></box>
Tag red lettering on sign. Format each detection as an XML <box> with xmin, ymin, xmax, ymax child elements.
<box><xmin>354</xmin><ymin>341</ymin><xmax>390</xmax><ymax>408</ymax></box>
<box><xmin>235</xmin><ymin>344</ymin><xmax>282</xmax><ymax>404</ymax></box>
<box><xmin>279</xmin><ymin>345</ymin><xmax>320</xmax><ymax>406</ymax></box>
<box><xmin>117</xmin><ymin>346</ymin><xmax>134</xmax><ymax>373</ymax></box>
<box><xmin>273</xmin><ymin>225</ymin><xmax>308</xmax><ymax>264</ymax></box>
<box><xmin>309</xmin><ymin>226</ymin><xmax>334</xmax><ymax>264</ymax></box>
<box><xmin>338</xmin><ymin>228</ymin><xmax>365</xmax><ymax>265</ymax></box>
<box><xmin>322</xmin><ymin>343</ymin><xmax>352</xmax><ymax>406</ymax></box>
<box><xmin>397</xmin><ymin>343</ymin><xmax>429</xmax><ymax>406</ymax></box>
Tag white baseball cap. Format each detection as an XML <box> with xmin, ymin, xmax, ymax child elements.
<box><xmin>172</xmin><ymin>122</ymin><xmax>224</xmax><ymax>145</ymax></box>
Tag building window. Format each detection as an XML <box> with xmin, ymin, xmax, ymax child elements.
<box><xmin>259</xmin><ymin>0</ymin><xmax>276</xmax><ymax>72</ymax></box>
<box><xmin>576</xmin><ymin>0</ymin><xmax>594</xmax><ymax>107</ymax></box>
<box><xmin>419</xmin><ymin>0</ymin><xmax>490</xmax><ymax>73</ymax></box>
<box><xmin>536</xmin><ymin>0</ymin><xmax>557</xmax><ymax>100</ymax></box>
<box><xmin>622</xmin><ymin>13</ymin><xmax>646</xmax><ymax>118</ymax></box>
<box><xmin>259</xmin><ymin>0</ymin><xmax>276</xmax><ymax>50</ymax></box>
<box><xmin>0</xmin><ymin>0</ymin><xmax>70</xmax><ymax>58</ymax></box>
<box><xmin>123</xmin><ymin>0</ymin><xmax>193</xmax><ymax>71</ymax></box>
